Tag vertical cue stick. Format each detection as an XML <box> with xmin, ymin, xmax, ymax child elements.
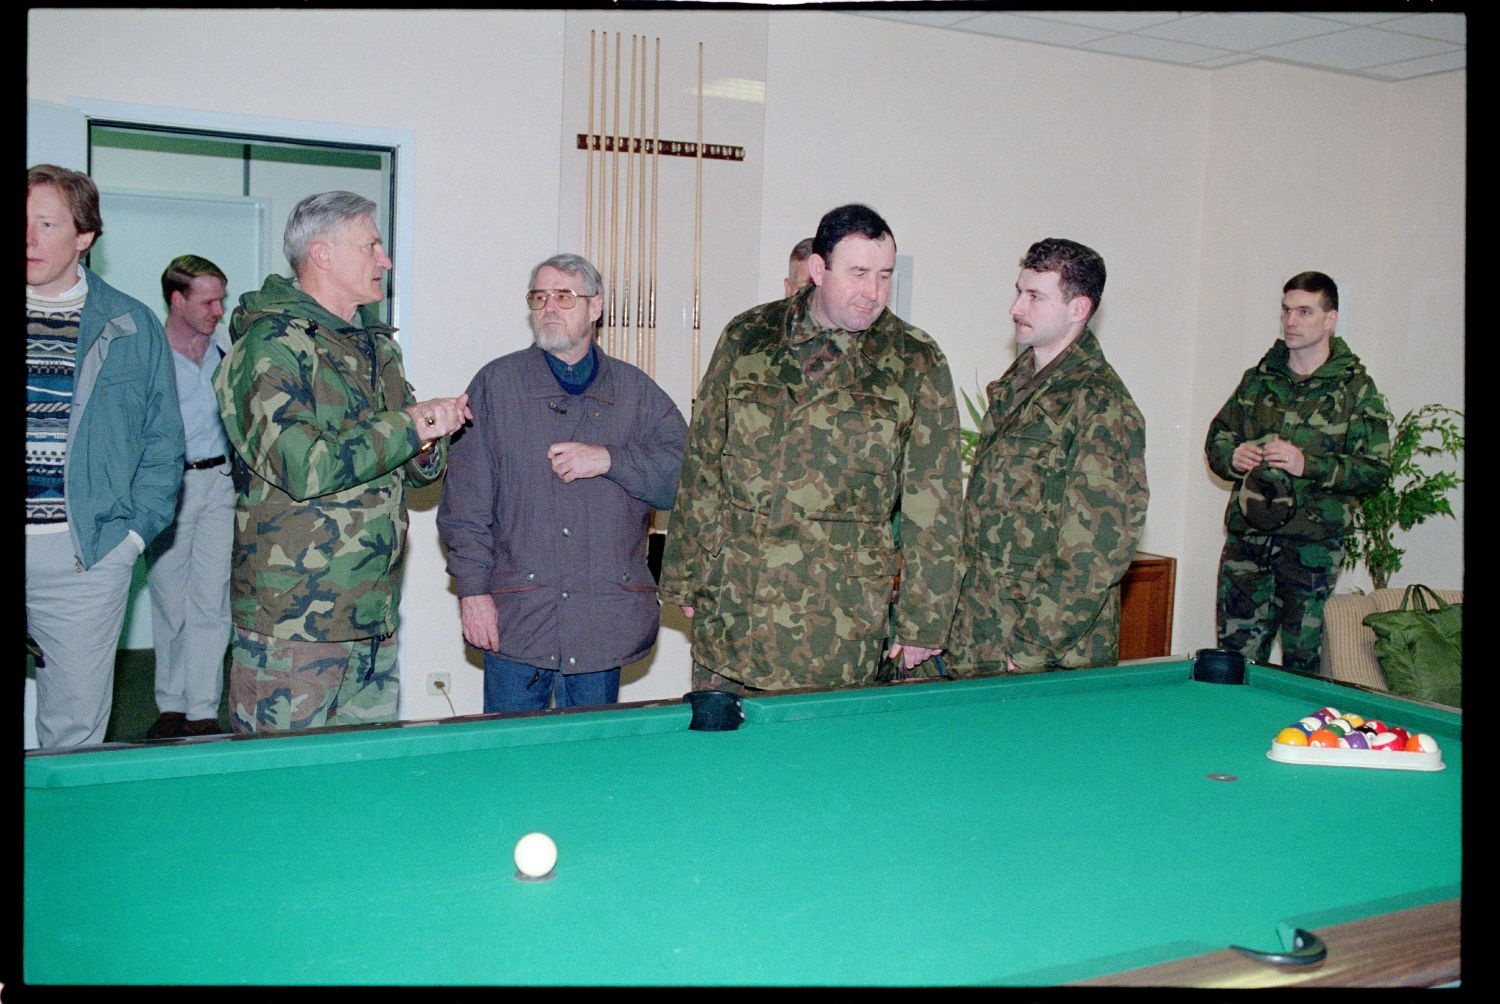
<box><xmin>585</xmin><ymin>30</ymin><xmax>595</xmax><ymax>262</ymax></box>
<box><xmin>622</xmin><ymin>34</ymin><xmax>636</xmax><ymax>364</ymax></box>
<box><xmin>597</xmin><ymin>32</ymin><xmax>608</xmax><ymax>325</ymax></box>
<box><xmin>636</xmin><ymin>38</ymin><xmax>647</xmax><ymax>369</ymax></box>
<box><xmin>648</xmin><ymin>37</ymin><xmax>660</xmax><ymax>379</ymax></box>
<box><xmin>608</xmin><ymin>31</ymin><xmax>622</xmax><ymax>356</ymax></box>
<box><xmin>692</xmin><ymin>41</ymin><xmax>703</xmax><ymax>393</ymax></box>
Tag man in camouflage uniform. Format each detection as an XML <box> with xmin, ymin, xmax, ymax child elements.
<box><xmin>214</xmin><ymin>192</ymin><xmax>470</xmax><ymax>732</ymax></box>
<box><xmin>784</xmin><ymin>236</ymin><xmax>814</xmax><ymax>298</ymax></box>
<box><xmin>660</xmin><ymin>204</ymin><xmax>963</xmax><ymax>692</ymax></box>
<box><xmin>1206</xmin><ymin>271</ymin><xmax>1390</xmax><ymax>674</ymax></box>
<box><xmin>948</xmin><ymin>238</ymin><xmax>1148</xmax><ymax>674</ymax></box>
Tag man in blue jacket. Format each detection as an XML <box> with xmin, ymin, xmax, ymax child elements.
<box><xmin>26</xmin><ymin>164</ymin><xmax>185</xmax><ymax>747</ymax></box>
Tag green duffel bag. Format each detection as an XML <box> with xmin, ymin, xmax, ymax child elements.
<box><xmin>1362</xmin><ymin>584</ymin><xmax>1462</xmax><ymax>708</ymax></box>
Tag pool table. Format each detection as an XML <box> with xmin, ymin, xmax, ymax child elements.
<box><xmin>22</xmin><ymin>655</ymin><xmax>1461</xmax><ymax>987</ymax></box>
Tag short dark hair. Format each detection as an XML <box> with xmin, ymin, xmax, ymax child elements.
<box><xmin>812</xmin><ymin>204</ymin><xmax>894</xmax><ymax>265</ymax></box>
<box><xmin>1020</xmin><ymin>238</ymin><xmax>1105</xmax><ymax>318</ymax></box>
<box><xmin>1283</xmin><ymin>271</ymin><xmax>1338</xmax><ymax>312</ymax></box>
<box><xmin>789</xmin><ymin>237</ymin><xmax>815</xmax><ymax>265</ymax></box>
<box><xmin>27</xmin><ymin>164</ymin><xmax>104</xmax><ymax>242</ymax></box>
<box><xmin>162</xmin><ymin>254</ymin><xmax>227</xmax><ymax>303</ymax></box>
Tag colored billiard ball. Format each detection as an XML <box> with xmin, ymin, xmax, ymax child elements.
<box><xmin>1307</xmin><ymin>728</ymin><xmax>1342</xmax><ymax>748</ymax></box>
<box><xmin>1298</xmin><ymin>716</ymin><xmax>1326</xmax><ymax>733</ymax></box>
<box><xmin>514</xmin><ymin>832</ymin><xmax>558</xmax><ymax>879</ymax></box>
<box><xmin>1343</xmin><ymin>732</ymin><xmax>1370</xmax><ymax>750</ymax></box>
<box><xmin>1315</xmin><ymin>707</ymin><xmax>1341</xmax><ymax>722</ymax></box>
<box><xmin>1406</xmin><ymin>733</ymin><xmax>1440</xmax><ymax>753</ymax></box>
<box><xmin>1343</xmin><ymin>714</ymin><xmax>1366</xmax><ymax>728</ymax></box>
<box><xmin>1369</xmin><ymin>732</ymin><xmax>1401</xmax><ymax>751</ymax></box>
<box><xmin>1275</xmin><ymin>727</ymin><xmax>1310</xmax><ymax>746</ymax></box>
<box><xmin>1388</xmin><ymin>727</ymin><xmax>1411</xmax><ymax>748</ymax></box>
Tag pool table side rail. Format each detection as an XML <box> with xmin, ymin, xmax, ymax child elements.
<box><xmin>25</xmin><ymin>659</ymin><xmax>1459</xmax><ymax>791</ymax></box>
<box><xmin>1245</xmin><ymin>664</ymin><xmax>1461</xmax><ymax>736</ymax></box>
<box><xmin>1075</xmin><ymin>898</ymin><xmax>1461</xmax><ymax>987</ymax></box>
<box><xmin>24</xmin><ymin>663</ymin><xmax>1197</xmax><ymax>788</ymax></box>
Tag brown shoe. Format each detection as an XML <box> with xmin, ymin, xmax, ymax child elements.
<box><xmin>147</xmin><ymin>712</ymin><xmax>188</xmax><ymax>740</ymax></box>
<box><xmin>183</xmin><ymin>718</ymin><xmax>222</xmax><ymax>737</ymax></box>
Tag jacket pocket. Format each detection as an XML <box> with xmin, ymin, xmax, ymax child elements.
<box><xmin>817</xmin><ymin>390</ymin><xmax>902</xmax><ymax>474</ymax></box>
<box><xmin>967</xmin><ymin>434</ymin><xmax>1059</xmax><ymax>570</ymax></box>
<box><xmin>832</xmin><ymin>544</ymin><xmax>900</xmax><ymax>639</ymax></box>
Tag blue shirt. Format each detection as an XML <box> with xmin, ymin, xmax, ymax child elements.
<box><xmin>174</xmin><ymin>343</ymin><xmax>230</xmax><ymax>463</ymax></box>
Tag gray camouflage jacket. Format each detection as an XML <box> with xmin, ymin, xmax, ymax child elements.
<box><xmin>660</xmin><ymin>285</ymin><xmax>964</xmax><ymax>689</ymax></box>
<box><xmin>948</xmin><ymin>329</ymin><xmax>1148</xmax><ymax>674</ymax></box>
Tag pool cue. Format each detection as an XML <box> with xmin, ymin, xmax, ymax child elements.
<box><xmin>621</xmin><ymin>34</ymin><xmax>636</xmax><ymax>362</ymax></box>
<box><xmin>636</xmin><ymin>38</ymin><xmax>648</xmax><ymax>372</ymax></box>
<box><xmin>585</xmin><ymin>30</ymin><xmax>595</xmax><ymax>262</ymax></box>
<box><xmin>692</xmin><ymin>41</ymin><xmax>703</xmax><ymax>393</ymax></box>
<box><xmin>635</xmin><ymin>37</ymin><xmax>648</xmax><ymax>369</ymax></box>
<box><xmin>648</xmin><ymin>37</ymin><xmax>660</xmax><ymax>378</ymax></box>
<box><xmin>597</xmin><ymin>33</ymin><xmax>608</xmax><ymax>318</ymax></box>
<box><xmin>608</xmin><ymin>31</ymin><xmax>621</xmax><ymax>355</ymax></box>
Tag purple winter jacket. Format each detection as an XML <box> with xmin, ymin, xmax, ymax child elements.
<box><xmin>437</xmin><ymin>345</ymin><xmax>687</xmax><ymax>673</ymax></box>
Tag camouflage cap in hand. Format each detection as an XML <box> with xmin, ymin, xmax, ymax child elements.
<box><xmin>1240</xmin><ymin>465</ymin><xmax>1295</xmax><ymax>531</ymax></box>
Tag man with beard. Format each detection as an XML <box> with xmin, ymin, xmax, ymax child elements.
<box><xmin>438</xmin><ymin>253</ymin><xmax>687</xmax><ymax>712</ymax></box>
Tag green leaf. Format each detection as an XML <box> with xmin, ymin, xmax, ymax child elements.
<box><xmin>1342</xmin><ymin>404</ymin><xmax>1463</xmax><ymax>587</ymax></box>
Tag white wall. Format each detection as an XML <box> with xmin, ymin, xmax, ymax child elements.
<box><xmin>28</xmin><ymin>8</ymin><xmax>1465</xmax><ymax>722</ymax></box>
<box><xmin>761</xmin><ymin>12</ymin><xmax>1213</xmax><ymax>645</ymax></box>
<box><xmin>1182</xmin><ymin>60</ymin><xmax>1467</xmax><ymax>654</ymax></box>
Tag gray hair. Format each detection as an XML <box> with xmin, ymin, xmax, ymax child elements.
<box><xmin>283</xmin><ymin>191</ymin><xmax>378</xmax><ymax>273</ymax></box>
<box><xmin>529</xmin><ymin>253</ymin><xmax>602</xmax><ymax>296</ymax></box>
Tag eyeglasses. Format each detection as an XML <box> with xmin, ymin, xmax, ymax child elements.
<box><xmin>526</xmin><ymin>289</ymin><xmax>591</xmax><ymax>310</ymax></box>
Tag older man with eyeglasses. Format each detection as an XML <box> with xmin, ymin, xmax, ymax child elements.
<box><xmin>437</xmin><ymin>253</ymin><xmax>687</xmax><ymax>713</ymax></box>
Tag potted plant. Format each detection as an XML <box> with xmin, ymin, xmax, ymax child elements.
<box><xmin>1342</xmin><ymin>403</ymin><xmax>1464</xmax><ymax>589</ymax></box>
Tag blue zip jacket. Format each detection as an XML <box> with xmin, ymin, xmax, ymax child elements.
<box><xmin>64</xmin><ymin>267</ymin><xmax>185</xmax><ymax>568</ymax></box>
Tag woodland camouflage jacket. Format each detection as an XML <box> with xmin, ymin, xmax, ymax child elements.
<box><xmin>1206</xmin><ymin>336</ymin><xmax>1389</xmax><ymax>543</ymax></box>
<box><xmin>215</xmin><ymin>274</ymin><xmax>444</xmax><ymax>642</ymax></box>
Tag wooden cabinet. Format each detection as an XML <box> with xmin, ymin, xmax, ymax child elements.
<box><xmin>1119</xmin><ymin>553</ymin><xmax>1176</xmax><ymax>661</ymax></box>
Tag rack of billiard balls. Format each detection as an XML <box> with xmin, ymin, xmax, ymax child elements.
<box><xmin>1274</xmin><ymin>706</ymin><xmax>1440</xmax><ymax>754</ymax></box>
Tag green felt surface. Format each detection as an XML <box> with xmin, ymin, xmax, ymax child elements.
<box><xmin>24</xmin><ymin>660</ymin><xmax>1461</xmax><ymax>986</ymax></box>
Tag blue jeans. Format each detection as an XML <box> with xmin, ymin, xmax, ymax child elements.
<box><xmin>482</xmin><ymin>655</ymin><xmax>620</xmax><ymax>714</ymax></box>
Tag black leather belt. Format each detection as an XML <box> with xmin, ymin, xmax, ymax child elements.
<box><xmin>185</xmin><ymin>455</ymin><xmax>227</xmax><ymax>471</ymax></box>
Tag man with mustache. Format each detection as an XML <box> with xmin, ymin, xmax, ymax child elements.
<box><xmin>948</xmin><ymin>238</ymin><xmax>1148</xmax><ymax>675</ymax></box>
<box><xmin>438</xmin><ymin>253</ymin><xmax>686</xmax><ymax>713</ymax></box>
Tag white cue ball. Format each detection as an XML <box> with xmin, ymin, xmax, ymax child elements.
<box><xmin>514</xmin><ymin>832</ymin><xmax>558</xmax><ymax>879</ymax></box>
